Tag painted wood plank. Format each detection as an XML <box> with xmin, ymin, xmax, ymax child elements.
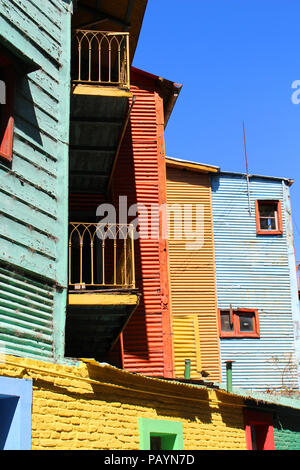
<box><xmin>0</xmin><ymin>0</ymin><xmax>61</xmax><ymax>64</ymax></box>
<box><xmin>10</xmin><ymin>0</ymin><xmax>61</xmax><ymax>42</ymax></box>
<box><xmin>0</xmin><ymin>16</ymin><xmax>59</xmax><ymax>80</ymax></box>
<box><xmin>0</xmin><ymin>213</ymin><xmax>57</xmax><ymax>260</ymax></box>
<box><xmin>12</xmin><ymin>153</ymin><xmax>57</xmax><ymax>195</ymax></box>
<box><xmin>0</xmin><ymin>237</ymin><xmax>56</xmax><ymax>281</ymax></box>
<box><xmin>19</xmin><ymin>77</ymin><xmax>59</xmax><ymax>122</ymax></box>
<box><xmin>15</xmin><ymin>94</ymin><xmax>59</xmax><ymax>142</ymax></box>
<box><xmin>13</xmin><ymin>143</ymin><xmax>57</xmax><ymax>179</ymax></box>
<box><xmin>29</xmin><ymin>70</ymin><xmax>60</xmax><ymax>102</ymax></box>
<box><xmin>14</xmin><ymin>118</ymin><xmax>58</xmax><ymax>163</ymax></box>
<box><xmin>0</xmin><ymin>165</ymin><xmax>57</xmax><ymax>213</ymax></box>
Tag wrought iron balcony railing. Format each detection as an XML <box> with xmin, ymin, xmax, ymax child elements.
<box><xmin>69</xmin><ymin>223</ymin><xmax>135</xmax><ymax>290</ymax></box>
<box><xmin>72</xmin><ymin>30</ymin><xmax>130</xmax><ymax>89</ymax></box>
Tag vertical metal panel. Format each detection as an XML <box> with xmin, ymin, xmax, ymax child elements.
<box><xmin>166</xmin><ymin>167</ymin><xmax>221</xmax><ymax>382</ymax></box>
<box><xmin>211</xmin><ymin>173</ymin><xmax>299</xmax><ymax>390</ymax></box>
<box><xmin>0</xmin><ymin>1</ymin><xmax>71</xmax><ymax>360</ymax></box>
<box><xmin>172</xmin><ymin>315</ymin><xmax>201</xmax><ymax>378</ymax></box>
<box><xmin>110</xmin><ymin>70</ymin><xmax>172</xmax><ymax>377</ymax></box>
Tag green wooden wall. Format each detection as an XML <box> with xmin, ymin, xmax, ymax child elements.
<box><xmin>0</xmin><ymin>0</ymin><xmax>72</xmax><ymax>361</ymax></box>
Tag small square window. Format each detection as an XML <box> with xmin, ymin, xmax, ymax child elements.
<box><xmin>139</xmin><ymin>418</ymin><xmax>184</xmax><ymax>450</ymax></box>
<box><xmin>255</xmin><ymin>200</ymin><xmax>283</xmax><ymax>236</ymax></box>
<box><xmin>218</xmin><ymin>309</ymin><xmax>260</xmax><ymax>338</ymax></box>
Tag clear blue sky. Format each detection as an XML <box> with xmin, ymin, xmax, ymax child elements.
<box><xmin>133</xmin><ymin>0</ymin><xmax>300</xmax><ymax>259</ymax></box>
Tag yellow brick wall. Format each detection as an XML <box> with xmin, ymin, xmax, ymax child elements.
<box><xmin>0</xmin><ymin>355</ymin><xmax>247</xmax><ymax>450</ymax></box>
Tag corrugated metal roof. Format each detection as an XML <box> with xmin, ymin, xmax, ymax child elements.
<box><xmin>80</xmin><ymin>358</ymin><xmax>300</xmax><ymax>411</ymax></box>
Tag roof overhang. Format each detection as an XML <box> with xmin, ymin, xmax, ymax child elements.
<box><xmin>72</xmin><ymin>0</ymin><xmax>148</xmax><ymax>64</ymax></box>
<box><xmin>166</xmin><ymin>156</ymin><xmax>220</xmax><ymax>174</ymax></box>
<box><xmin>131</xmin><ymin>67</ymin><xmax>182</xmax><ymax>128</ymax></box>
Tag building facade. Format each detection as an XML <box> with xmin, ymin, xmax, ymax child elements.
<box><xmin>211</xmin><ymin>172</ymin><xmax>300</xmax><ymax>391</ymax></box>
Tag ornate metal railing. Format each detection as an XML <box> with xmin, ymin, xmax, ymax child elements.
<box><xmin>72</xmin><ymin>30</ymin><xmax>130</xmax><ymax>89</ymax></box>
<box><xmin>68</xmin><ymin>223</ymin><xmax>135</xmax><ymax>289</ymax></box>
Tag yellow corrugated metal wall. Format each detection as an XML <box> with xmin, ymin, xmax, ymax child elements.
<box><xmin>166</xmin><ymin>167</ymin><xmax>221</xmax><ymax>382</ymax></box>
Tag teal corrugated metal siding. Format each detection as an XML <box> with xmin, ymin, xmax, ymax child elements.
<box><xmin>211</xmin><ymin>174</ymin><xmax>299</xmax><ymax>391</ymax></box>
<box><xmin>0</xmin><ymin>1</ymin><xmax>71</xmax><ymax>360</ymax></box>
<box><xmin>0</xmin><ymin>265</ymin><xmax>54</xmax><ymax>359</ymax></box>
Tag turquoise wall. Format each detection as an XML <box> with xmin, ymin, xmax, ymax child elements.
<box><xmin>0</xmin><ymin>0</ymin><xmax>72</xmax><ymax>361</ymax></box>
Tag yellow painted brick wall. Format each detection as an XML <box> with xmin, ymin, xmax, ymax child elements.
<box><xmin>0</xmin><ymin>355</ymin><xmax>247</xmax><ymax>450</ymax></box>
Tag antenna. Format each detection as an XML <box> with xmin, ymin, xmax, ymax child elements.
<box><xmin>243</xmin><ymin>121</ymin><xmax>252</xmax><ymax>214</ymax></box>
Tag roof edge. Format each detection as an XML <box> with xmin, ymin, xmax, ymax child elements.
<box><xmin>165</xmin><ymin>156</ymin><xmax>220</xmax><ymax>174</ymax></box>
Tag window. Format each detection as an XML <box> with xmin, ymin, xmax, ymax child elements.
<box><xmin>0</xmin><ymin>53</ymin><xmax>14</xmax><ymax>163</ymax></box>
<box><xmin>138</xmin><ymin>418</ymin><xmax>184</xmax><ymax>450</ymax></box>
<box><xmin>0</xmin><ymin>376</ymin><xmax>32</xmax><ymax>450</ymax></box>
<box><xmin>255</xmin><ymin>200</ymin><xmax>283</xmax><ymax>235</ymax></box>
<box><xmin>218</xmin><ymin>308</ymin><xmax>260</xmax><ymax>338</ymax></box>
<box><xmin>244</xmin><ymin>409</ymin><xmax>275</xmax><ymax>450</ymax></box>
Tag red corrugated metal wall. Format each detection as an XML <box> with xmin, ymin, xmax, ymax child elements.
<box><xmin>110</xmin><ymin>68</ymin><xmax>173</xmax><ymax>377</ymax></box>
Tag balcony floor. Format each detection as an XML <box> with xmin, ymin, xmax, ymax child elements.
<box><xmin>65</xmin><ymin>289</ymin><xmax>140</xmax><ymax>360</ymax></box>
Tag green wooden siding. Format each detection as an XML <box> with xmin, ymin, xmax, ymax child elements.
<box><xmin>0</xmin><ymin>0</ymin><xmax>71</xmax><ymax>361</ymax></box>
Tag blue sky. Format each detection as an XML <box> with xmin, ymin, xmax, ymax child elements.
<box><xmin>133</xmin><ymin>0</ymin><xmax>300</xmax><ymax>258</ymax></box>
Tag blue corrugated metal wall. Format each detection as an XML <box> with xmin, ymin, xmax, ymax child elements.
<box><xmin>211</xmin><ymin>173</ymin><xmax>299</xmax><ymax>391</ymax></box>
<box><xmin>0</xmin><ymin>0</ymin><xmax>71</xmax><ymax>361</ymax></box>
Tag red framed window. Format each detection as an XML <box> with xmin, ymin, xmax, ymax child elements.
<box><xmin>255</xmin><ymin>200</ymin><xmax>283</xmax><ymax>236</ymax></box>
<box><xmin>244</xmin><ymin>409</ymin><xmax>275</xmax><ymax>450</ymax></box>
<box><xmin>0</xmin><ymin>53</ymin><xmax>14</xmax><ymax>163</ymax></box>
<box><xmin>218</xmin><ymin>308</ymin><xmax>260</xmax><ymax>338</ymax></box>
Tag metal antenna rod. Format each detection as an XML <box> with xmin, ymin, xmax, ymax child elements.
<box><xmin>243</xmin><ymin>120</ymin><xmax>252</xmax><ymax>214</ymax></box>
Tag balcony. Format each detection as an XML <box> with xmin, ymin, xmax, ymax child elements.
<box><xmin>65</xmin><ymin>222</ymin><xmax>139</xmax><ymax>360</ymax></box>
<box><xmin>68</xmin><ymin>222</ymin><xmax>135</xmax><ymax>292</ymax></box>
<box><xmin>69</xmin><ymin>30</ymin><xmax>132</xmax><ymax>195</ymax></box>
<box><xmin>71</xmin><ymin>29</ymin><xmax>130</xmax><ymax>92</ymax></box>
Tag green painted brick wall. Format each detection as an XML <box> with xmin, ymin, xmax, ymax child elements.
<box><xmin>274</xmin><ymin>409</ymin><xmax>300</xmax><ymax>450</ymax></box>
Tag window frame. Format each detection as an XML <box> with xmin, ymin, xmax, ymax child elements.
<box><xmin>0</xmin><ymin>376</ymin><xmax>32</xmax><ymax>450</ymax></box>
<box><xmin>244</xmin><ymin>409</ymin><xmax>275</xmax><ymax>450</ymax></box>
<box><xmin>0</xmin><ymin>53</ymin><xmax>15</xmax><ymax>164</ymax></box>
<box><xmin>218</xmin><ymin>308</ymin><xmax>260</xmax><ymax>338</ymax></box>
<box><xmin>138</xmin><ymin>418</ymin><xmax>184</xmax><ymax>450</ymax></box>
<box><xmin>255</xmin><ymin>200</ymin><xmax>283</xmax><ymax>236</ymax></box>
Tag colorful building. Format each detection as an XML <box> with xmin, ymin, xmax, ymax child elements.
<box><xmin>165</xmin><ymin>157</ymin><xmax>221</xmax><ymax>382</ymax></box>
<box><xmin>165</xmin><ymin>157</ymin><xmax>299</xmax><ymax>392</ymax></box>
<box><xmin>211</xmin><ymin>171</ymin><xmax>300</xmax><ymax>391</ymax></box>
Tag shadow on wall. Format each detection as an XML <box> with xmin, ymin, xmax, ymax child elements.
<box><xmin>14</xmin><ymin>76</ymin><xmax>43</xmax><ymax>148</ymax></box>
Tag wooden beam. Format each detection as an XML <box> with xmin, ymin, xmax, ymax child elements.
<box><xmin>165</xmin><ymin>157</ymin><xmax>219</xmax><ymax>174</ymax></box>
<box><xmin>72</xmin><ymin>84</ymin><xmax>132</xmax><ymax>98</ymax></box>
<box><xmin>68</xmin><ymin>292</ymin><xmax>139</xmax><ymax>306</ymax></box>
